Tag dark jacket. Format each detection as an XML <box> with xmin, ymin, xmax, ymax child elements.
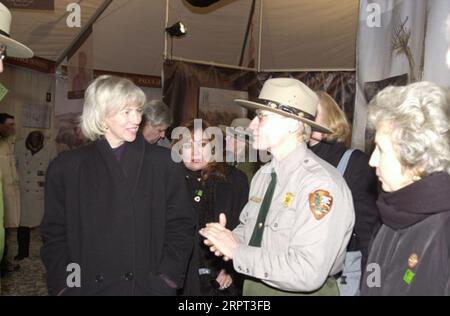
<box><xmin>41</xmin><ymin>134</ymin><xmax>195</xmax><ymax>296</ymax></box>
<box><xmin>310</xmin><ymin>141</ymin><xmax>379</xmax><ymax>268</ymax></box>
<box><xmin>361</xmin><ymin>172</ymin><xmax>450</xmax><ymax>296</ymax></box>
<box><xmin>181</xmin><ymin>164</ymin><xmax>249</xmax><ymax>296</ymax></box>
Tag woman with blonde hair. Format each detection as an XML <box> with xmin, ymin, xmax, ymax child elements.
<box><xmin>309</xmin><ymin>91</ymin><xmax>379</xmax><ymax>296</ymax></box>
<box><xmin>361</xmin><ymin>81</ymin><xmax>450</xmax><ymax>295</ymax></box>
<box><xmin>41</xmin><ymin>75</ymin><xmax>194</xmax><ymax>295</ymax></box>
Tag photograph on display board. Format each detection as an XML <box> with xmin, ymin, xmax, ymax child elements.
<box><xmin>54</xmin><ymin>113</ymin><xmax>90</xmax><ymax>154</ymax></box>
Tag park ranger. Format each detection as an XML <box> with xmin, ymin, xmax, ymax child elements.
<box><xmin>200</xmin><ymin>78</ymin><xmax>355</xmax><ymax>295</ymax></box>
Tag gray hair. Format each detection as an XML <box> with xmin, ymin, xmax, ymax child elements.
<box><xmin>80</xmin><ymin>75</ymin><xmax>146</xmax><ymax>141</ymax></box>
<box><xmin>367</xmin><ymin>81</ymin><xmax>450</xmax><ymax>175</ymax></box>
<box><xmin>142</xmin><ymin>99</ymin><xmax>173</xmax><ymax>127</ymax></box>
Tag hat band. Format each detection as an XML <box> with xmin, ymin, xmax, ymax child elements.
<box><xmin>258</xmin><ymin>99</ymin><xmax>315</xmax><ymax>121</ymax></box>
<box><xmin>0</xmin><ymin>29</ymin><xmax>10</xmax><ymax>38</ymax></box>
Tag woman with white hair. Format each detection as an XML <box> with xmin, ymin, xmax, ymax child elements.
<box><xmin>361</xmin><ymin>81</ymin><xmax>450</xmax><ymax>295</ymax></box>
<box><xmin>200</xmin><ymin>78</ymin><xmax>355</xmax><ymax>295</ymax></box>
<box><xmin>41</xmin><ymin>75</ymin><xmax>194</xmax><ymax>296</ymax></box>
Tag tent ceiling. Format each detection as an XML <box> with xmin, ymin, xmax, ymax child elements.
<box><xmin>9</xmin><ymin>0</ymin><xmax>103</xmax><ymax>61</ymax></box>
<box><xmin>6</xmin><ymin>0</ymin><xmax>358</xmax><ymax>76</ymax></box>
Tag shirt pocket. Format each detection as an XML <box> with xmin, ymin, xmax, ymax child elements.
<box><xmin>266</xmin><ymin>208</ymin><xmax>298</xmax><ymax>243</ymax></box>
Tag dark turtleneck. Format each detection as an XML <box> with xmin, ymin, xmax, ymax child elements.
<box><xmin>377</xmin><ymin>172</ymin><xmax>450</xmax><ymax>230</ymax></box>
<box><xmin>111</xmin><ymin>142</ymin><xmax>127</xmax><ymax>161</ymax></box>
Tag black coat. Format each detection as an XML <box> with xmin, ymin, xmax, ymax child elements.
<box><xmin>41</xmin><ymin>134</ymin><xmax>195</xmax><ymax>296</ymax></box>
<box><xmin>181</xmin><ymin>164</ymin><xmax>249</xmax><ymax>296</ymax></box>
<box><xmin>310</xmin><ymin>141</ymin><xmax>380</xmax><ymax>268</ymax></box>
<box><xmin>361</xmin><ymin>172</ymin><xmax>450</xmax><ymax>295</ymax></box>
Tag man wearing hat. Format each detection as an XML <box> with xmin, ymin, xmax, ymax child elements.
<box><xmin>200</xmin><ymin>78</ymin><xmax>355</xmax><ymax>295</ymax></box>
<box><xmin>220</xmin><ymin>118</ymin><xmax>259</xmax><ymax>183</ymax></box>
<box><xmin>0</xmin><ymin>2</ymin><xmax>33</xmax><ymax>283</ymax></box>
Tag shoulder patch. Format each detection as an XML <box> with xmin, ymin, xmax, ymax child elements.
<box><xmin>309</xmin><ymin>190</ymin><xmax>333</xmax><ymax>220</ymax></box>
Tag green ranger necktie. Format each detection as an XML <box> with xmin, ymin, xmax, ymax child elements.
<box><xmin>248</xmin><ymin>170</ymin><xmax>277</xmax><ymax>247</ymax></box>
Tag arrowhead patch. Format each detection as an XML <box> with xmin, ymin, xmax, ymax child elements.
<box><xmin>309</xmin><ymin>190</ymin><xmax>333</xmax><ymax>220</ymax></box>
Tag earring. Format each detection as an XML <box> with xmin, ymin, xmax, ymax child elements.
<box><xmin>412</xmin><ymin>175</ymin><xmax>422</xmax><ymax>182</ymax></box>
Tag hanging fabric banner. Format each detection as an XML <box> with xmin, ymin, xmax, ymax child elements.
<box><xmin>353</xmin><ymin>0</ymin><xmax>450</xmax><ymax>153</ymax></box>
<box><xmin>353</xmin><ymin>0</ymin><xmax>425</xmax><ymax>152</ymax></box>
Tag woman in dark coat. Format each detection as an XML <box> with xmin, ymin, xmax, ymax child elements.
<box><xmin>361</xmin><ymin>81</ymin><xmax>450</xmax><ymax>295</ymax></box>
<box><xmin>41</xmin><ymin>75</ymin><xmax>195</xmax><ymax>296</ymax></box>
<box><xmin>174</xmin><ymin>119</ymin><xmax>248</xmax><ymax>296</ymax></box>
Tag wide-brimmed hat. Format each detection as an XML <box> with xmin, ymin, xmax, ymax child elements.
<box><xmin>0</xmin><ymin>3</ymin><xmax>33</xmax><ymax>58</ymax></box>
<box><xmin>234</xmin><ymin>78</ymin><xmax>331</xmax><ymax>133</ymax></box>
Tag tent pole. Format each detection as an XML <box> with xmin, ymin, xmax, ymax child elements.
<box><xmin>257</xmin><ymin>0</ymin><xmax>263</xmax><ymax>72</ymax></box>
<box><xmin>238</xmin><ymin>0</ymin><xmax>256</xmax><ymax>67</ymax></box>
<box><xmin>55</xmin><ymin>0</ymin><xmax>114</xmax><ymax>67</ymax></box>
<box><xmin>169</xmin><ymin>56</ymin><xmax>256</xmax><ymax>71</ymax></box>
<box><xmin>164</xmin><ymin>0</ymin><xmax>170</xmax><ymax>60</ymax></box>
<box><xmin>262</xmin><ymin>68</ymin><xmax>356</xmax><ymax>72</ymax></box>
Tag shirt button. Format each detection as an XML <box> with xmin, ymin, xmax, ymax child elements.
<box><xmin>274</xmin><ymin>223</ymin><xmax>278</xmax><ymax>228</ymax></box>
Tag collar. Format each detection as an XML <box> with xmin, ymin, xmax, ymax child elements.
<box><xmin>265</xmin><ymin>143</ymin><xmax>307</xmax><ymax>187</ymax></box>
<box><xmin>95</xmin><ymin>134</ymin><xmax>145</xmax><ymax>198</ymax></box>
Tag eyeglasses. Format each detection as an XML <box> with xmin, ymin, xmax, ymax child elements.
<box><xmin>255</xmin><ymin>111</ymin><xmax>280</xmax><ymax>122</ymax></box>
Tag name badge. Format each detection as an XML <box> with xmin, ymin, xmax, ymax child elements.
<box><xmin>250</xmin><ymin>196</ymin><xmax>262</xmax><ymax>203</ymax></box>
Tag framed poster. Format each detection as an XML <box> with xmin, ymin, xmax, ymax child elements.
<box><xmin>198</xmin><ymin>87</ymin><xmax>248</xmax><ymax>126</ymax></box>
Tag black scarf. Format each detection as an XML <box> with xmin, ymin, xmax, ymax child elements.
<box><xmin>377</xmin><ymin>172</ymin><xmax>450</xmax><ymax>230</ymax></box>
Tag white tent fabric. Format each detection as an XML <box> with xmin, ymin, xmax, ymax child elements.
<box><xmin>423</xmin><ymin>0</ymin><xmax>450</xmax><ymax>87</ymax></box>
<box><xmin>352</xmin><ymin>0</ymin><xmax>450</xmax><ymax>151</ymax></box>
<box><xmin>9</xmin><ymin>0</ymin><xmax>103</xmax><ymax>61</ymax></box>
<box><xmin>7</xmin><ymin>0</ymin><xmax>358</xmax><ymax>75</ymax></box>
